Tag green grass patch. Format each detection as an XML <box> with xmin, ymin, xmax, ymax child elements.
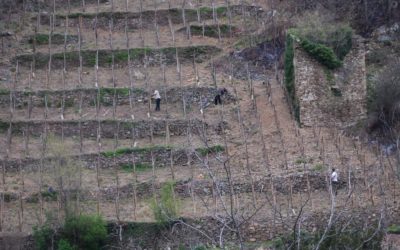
<box><xmin>102</xmin><ymin>146</ymin><xmax>172</xmax><ymax>158</ymax></box>
<box><xmin>387</xmin><ymin>224</ymin><xmax>400</xmax><ymax>234</ymax></box>
<box><xmin>150</xmin><ymin>181</ymin><xmax>180</xmax><ymax>223</ymax></box>
<box><xmin>313</xmin><ymin>163</ymin><xmax>325</xmax><ymax>172</ymax></box>
<box><xmin>121</xmin><ymin>163</ymin><xmax>152</xmax><ymax>173</ymax></box>
<box><xmin>198</xmin><ymin>6</ymin><xmax>227</xmax><ymax>16</ymax></box>
<box><xmin>28</xmin><ymin>34</ymin><xmax>78</xmax><ymax>45</ymax></box>
<box><xmin>295</xmin><ymin>158</ymin><xmax>307</xmax><ymax>165</ymax></box>
<box><xmin>323</xmin><ymin>67</ymin><xmax>334</xmax><ymax>83</ymax></box>
<box><xmin>196</xmin><ymin>145</ymin><xmax>224</xmax><ymax>156</ymax></box>
<box><xmin>0</xmin><ymin>88</ymin><xmax>10</xmax><ymax>95</ymax></box>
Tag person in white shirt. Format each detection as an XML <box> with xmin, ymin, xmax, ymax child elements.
<box><xmin>152</xmin><ymin>90</ymin><xmax>161</xmax><ymax>111</ymax></box>
<box><xmin>331</xmin><ymin>168</ymin><xmax>339</xmax><ymax>195</ymax></box>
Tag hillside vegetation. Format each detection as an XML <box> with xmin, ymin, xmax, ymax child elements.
<box><xmin>0</xmin><ymin>0</ymin><xmax>399</xmax><ymax>249</ymax></box>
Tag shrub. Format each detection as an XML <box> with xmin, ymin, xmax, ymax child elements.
<box><xmin>300</xmin><ymin>39</ymin><xmax>342</xmax><ymax>69</ymax></box>
<box><xmin>369</xmin><ymin>60</ymin><xmax>400</xmax><ymax>131</ymax></box>
<box><xmin>102</xmin><ymin>145</ymin><xmax>171</xmax><ymax>158</ymax></box>
<box><xmin>150</xmin><ymin>181</ymin><xmax>180</xmax><ymax>223</ymax></box>
<box><xmin>33</xmin><ymin>224</ymin><xmax>54</xmax><ymax>250</ymax></box>
<box><xmin>313</xmin><ymin>164</ymin><xmax>325</xmax><ymax>172</ymax></box>
<box><xmin>61</xmin><ymin>214</ymin><xmax>107</xmax><ymax>250</ymax></box>
<box><xmin>57</xmin><ymin>239</ymin><xmax>76</xmax><ymax>250</ymax></box>
<box><xmin>121</xmin><ymin>163</ymin><xmax>152</xmax><ymax>173</ymax></box>
<box><xmin>197</xmin><ymin>145</ymin><xmax>224</xmax><ymax>156</ymax></box>
<box><xmin>295</xmin><ymin>158</ymin><xmax>307</xmax><ymax>165</ymax></box>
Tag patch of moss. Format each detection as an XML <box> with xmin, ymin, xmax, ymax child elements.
<box><xmin>121</xmin><ymin>163</ymin><xmax>152</xmax><ymax>173</ymax></box>
<box><xmin>196</xmin><ymin>145</ymin><xmax>224</xmax><ymax>156</ymax></box>
<box><xmin>0</xmin><ymin>89</ymin><xmax>10</xmax><ymax>95</ymax></box>
<box><xmin>387</xmin><ymin>224</ymin><xmax>400</xmax><ymax>234</ymax></box>
<box><xmin>102</xmin><ymin>146</ymin><xmax>172</xmax><ymax>158</ymax></box>
<box><xmin>284</xmin><ymin>34</ymin><xmax>300</xmax><ymax>123</ymax></box>
<box><xmin>28</xmin><ymin>34</ymin><xmax>78</xmax><ymax>45</ymax></box>
<box><xmin>198</xmin><ymin>6</ymin><xmax>227</xmax><ymax>16</ymax></box>
<box><xmin>323</xmin><ymin>67</ymin><xmax>334</xmax><ymax>84</ymax></box>
<box><xmin>295</xmin><ymin>158</ymin><xmax>307</xmax><ymax>165</ymax></box>
<box><xmin>313</xmin><ymin>163</ymin><xmax>325</xmax><ymax>172</ymax></box>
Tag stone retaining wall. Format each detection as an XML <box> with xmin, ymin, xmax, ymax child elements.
<box><xmin>2</xmin><ymin>146</ymin><xmax>188</xmax><ymax>172</ymax></box>
<box><xmin>294</xmin><ymin>37</ymin><xmax>367</xmax><ymax>128</ymax></box>
<box><xmin>2</xmin><ymin>172</ymin><xmax>350</xmax><ymax>202</ymax></box>
<box><xmin>37</xmin><ymin>5</ymin><xmax>263</xmax><ymax>30</ymax></box>
<box><xmin>0</xmin><ymin>87</ymin><xmax>235</xmax><ymax>109</ymax></box>
<box><xmin>1</xmin><ymin>119</ymin><xmax>226</xmax><ymax>139</ymax></box>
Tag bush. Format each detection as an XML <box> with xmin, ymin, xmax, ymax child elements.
<box><xmin>197</xmin><ymin>145</ymin><xmax>225</xmax><ymax>156</ymax></box>
<box><xmin>300</xmin><ymin>39</ymin><xmax>342</xmax><ymax>69</ymax></box>
<box><xmin>61</xmin><ymin>214</ymin><xmax>107</xmax><ymax>250</ymax></box>
<box><xmin>57</xmin><ymin>239</ymin><xmax>76</xmax><ymax>250</ymax></box>
<box><xmin>33</xmin><ymin>224</ymin><xmax>54</xmax><ymax>250</ymax></box>
<box><xmin>151</xmin><ymin>181</ymin><xmax>180</xmax><ymax>223</ymax></box>
<box><xmin>369</xmin><ymin>60</ymin><xmax>400</xmax><ymax>131</ymax></box>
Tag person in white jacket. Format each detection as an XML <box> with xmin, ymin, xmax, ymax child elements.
<box><xmin>152</xmin><ymin>90</ymin><xmax>161</xmax><ymax>111</ymax></box>
<box><xmin>331</xmin><ymin>168</ymin><xmax>339</xmax><ymax>195</ymax></box>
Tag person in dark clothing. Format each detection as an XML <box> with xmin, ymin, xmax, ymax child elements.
<box><xmin>214</xmin><ymin>93</ymin><xmax>222</xmax><ymax>105</ymax></box>
<box><xmin>214</xmin><ymin>88</ymin><xmax>227</xmax><ymax>105</ymax></box>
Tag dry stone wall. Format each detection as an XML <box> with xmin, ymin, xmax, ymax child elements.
<box><xmin>2</xmin><ymin>147</ymin><xmax>188</xmax><ymax>172</ymax></box>
<box><xmin>294</xmin><ymin>37</ymin><xmax>367</xmax><ymax>128</ymax></box>
<box><xmin>2</xmin><ymin>119</ymin><xmax>226</xmax><ymax>139</ymax></box>
<box><xmin>0</xmin><ymin>87</ymin><xmax>235</xmax><ymax>109</ymax></box>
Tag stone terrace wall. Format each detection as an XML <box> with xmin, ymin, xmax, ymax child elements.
<box><xmin>0</xmin><ymin>87</ymin><xmax>235</xmax><ymax>109</ymax></box>
<box><xmin>2</xmin><ymin>147</ymin><xmax>189</xmax><ymax>172</ymax></box>
<box><xmin>294</xmin><ymin>37</ymin><xmax>367</xmax><ymax>128</ymax></box>
<box><xmin>4</xmin><ymin>119</ymin><xmax>226</xmax><ymax>139</ymax></box>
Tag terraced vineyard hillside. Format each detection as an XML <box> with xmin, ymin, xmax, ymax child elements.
<box><xmin>0</xmin><ymin>0</ymin><xmax>399</xmax><ymax>249</ymax></box>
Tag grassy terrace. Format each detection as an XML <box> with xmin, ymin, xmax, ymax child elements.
<box><xmin>14</xmin><ymin>46</ymin><xmax>221</xmax><ymax>68</ymax></box>
<box><xmin>26</xmin><ymin>33</ymin><xmax>79</xmax><ymax>45</ymax></box>
<box><xmin>101</xmin><ymin>145</ymin><xmax>224</xmax><ymax>158</ymax></box>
